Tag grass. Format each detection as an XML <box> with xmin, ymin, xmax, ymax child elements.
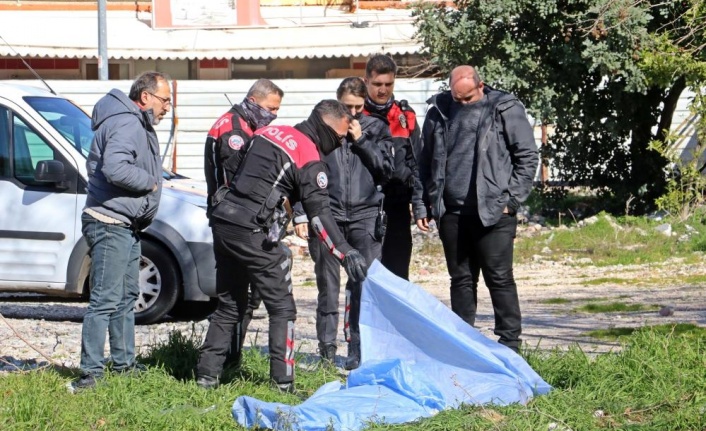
<box><xmin>1</xmin><ymin>325</ymin><xmax>704</xmax><ymax>430</ymax></box>
<box><xmin>514</xmin><ymin>211</ymin><xmax>706</xmax><ymax>267</ymax></box>
<box><xmin>572</xmin><ymin>302</ymin><xmax>661</xmax><ymax>313</ymax></box>
<box><xmin>582</xmin><ymin>277</ymin><xmax>629</xmax><ymax>285</ymax></box>
<box><xmin>540</xmin><ymin>297</ymin><xmax>572</xmax><ymax>304</ymax></box>
<box><xmin>586</xmin><ymin>323</ymin><xmax>706</xmax><ymax>340</ymax></box>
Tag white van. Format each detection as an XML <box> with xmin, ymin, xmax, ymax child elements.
<box><xmin>0</xmin><ymin>82</ymin><xmax>216</xmax><ymax>324</ymax></box>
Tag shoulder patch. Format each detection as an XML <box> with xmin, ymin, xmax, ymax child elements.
<box><xmin>228</xmin><ymin>135</ymin><xmax>245</xmax><ymax>150</ymax></box>
<box><xmin>316</xmin><ymin>172</ymin><xmax>328</xmax><ymax>189</ymax></box>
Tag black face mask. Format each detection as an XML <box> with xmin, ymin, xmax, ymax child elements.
<box><xmin>308</xmin><ymin>111</ymin><xmax>343</xmax><ymax>156</ymax></box>
<box><xmin>241</xmin><ymin>98</ymin><xmax>277</xmax><ymax>130</ymax></box>
<box><xmin>352</xmin><ymin>112</ymin><xmax>362</xmax><ymax>120</ymax></box>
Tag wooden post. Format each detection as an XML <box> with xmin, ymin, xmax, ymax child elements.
<box><xmin>171</xmin><ymin>80</ymin><xmax>178</xmax><ymax>173</ymax></box>
<box><xmin>541</xmin><ymin>123</ymin><xmax>548</xmax><ymax>184</ymax></box>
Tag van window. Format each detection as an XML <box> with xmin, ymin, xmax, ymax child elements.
<box><xmin>12</xmin><ymin>115</ymin><xmax>58</xmax><ymax>186</ymax></box>
<box><xmin>24</xmin><ymin>97</ymin><xmax>93</xmax><ymax>158</ymax></box>
<box><xmin>0</xmin><ymin>107</ymin><xmax>8</xmax><ymax>177</ymax></box>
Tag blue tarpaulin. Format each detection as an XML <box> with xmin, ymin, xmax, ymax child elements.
<box><xmin>232</xmin><ymin>260</ymin><xmax>551</xmax><ymax>430</ymax></box>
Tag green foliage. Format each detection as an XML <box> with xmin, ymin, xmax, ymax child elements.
<box><xmin>649</xmin><ymin>134</ymin><xmax>706</xmax><ymax>221</ymax></box>
<box><xmin>525</xmin><ymin>186</ymin><xmax>603</xmax><ymax>222</ymax></box>
<box><xmin>412</xmin><ymin>0</ymin><xmax>706</xmax><ymax>213</ymax></box>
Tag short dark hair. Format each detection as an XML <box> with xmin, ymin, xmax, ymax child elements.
<box><xmin>247</xmin><ymin>78</ymin><xmax>284</xmax><ymax>100</ymax></box>
<box><xmin>128</xmin><ymin>71</ymin><xmax>170</xmax><ymax>101</ymax></box>
<box><xmin>314</xmin><ymin>99</ymin><xmax>352</xmax><ymax>122</ymax></box>
<box><xmin>365</xmin><ymin>54</ymin><xmax>397</xmax><ymax>78</ymax></box>
<box><xmin>336</xmin><ymin>77</ymin><xmax>366</xmax><ymax>100</ymax></box>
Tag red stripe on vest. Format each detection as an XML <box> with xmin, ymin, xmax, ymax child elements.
<box><xmin>255</xmin><ymin>125</ymin><xmax>320</xmax><ymax>168</ymax></box>
<box><xmin>238</xmin><ymin>117</ymin><xmax>253</xmax><ymax>136</ymax></box>
<box><xmin>207</xmin><ymin>112</ymin><xmax>254</xmax><ymax>138</ymax></box>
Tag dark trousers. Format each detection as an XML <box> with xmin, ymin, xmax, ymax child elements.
<box><xmin>212</xmin><ymin>239</ymin><xmax>264</xmax><ymax>366</ymax></box>
<box><xmin>438</xmin><ymin>212</ymin><xmax>521</xmax><ymax>351</ymax></box>
<box><xmin>309</xmin><ymin>216</ymin><xmax>381</xmax><ymax>353</ymax></box>
<box><xmin>197</xmin><ymin>221</ymin><xmax>296</xmax><ymax>384</ymax></box>
<box><xmin>380</xmin><ymin>203</ymin><xmax>412</xmax><ymax>280</ymax></box>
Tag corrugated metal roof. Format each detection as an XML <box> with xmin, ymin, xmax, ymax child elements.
<box><xmin>0</xmin><ymin>9</ymin><xmax>421</xmax><ymax>60</ymax></box>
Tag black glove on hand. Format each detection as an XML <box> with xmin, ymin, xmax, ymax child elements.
<box><xmin>343</xmin><ymin>249</ymin><xmax>368</xmax><ymax>284</ymax></box>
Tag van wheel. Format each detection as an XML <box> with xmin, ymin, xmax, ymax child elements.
<box><xmin>135</xmin><ymin>240</ymin><xmax>180</xmax><ymax>325</ymax></box>
<box><xmin>168</xmin><ymin>298</ymin><xmax>218</xmax><ymax>321</ymax></box>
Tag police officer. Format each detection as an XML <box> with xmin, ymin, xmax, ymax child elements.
<box><xmin>293</xmin><ymin>77</ymin><xmax>394</xmax><ymax>370</ymax></box>
<box><xmin>203</xmin><ymin>78</ymin><xmax>283</xmax><ymax>368</ymax></box>
<box><xmin>363</xmin><ymin>54</ymin><xmax>423</xmax><ymax>281</ymax></box>
<box><xmin>196</xmin><ymin>100</ymin><xmax>368</xmax><ymax>392</ymax></box>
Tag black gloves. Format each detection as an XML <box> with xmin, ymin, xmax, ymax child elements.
<box><xmin>342</xmin><ymin>249</ymin><xmax>368</xmax><ymax>284</ymax></box>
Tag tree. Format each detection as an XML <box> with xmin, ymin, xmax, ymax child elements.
<box><xmin>412</xmin><ymin>0</ymin><xmax>706</xmax><ymax>214</ymax></box>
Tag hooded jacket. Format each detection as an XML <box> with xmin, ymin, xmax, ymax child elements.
<box><xmin>418</xmin><ymin>86</ymin><xmax>538</xmax><ymax>227</ymax></box>
<box><xmin>84</xmin><ymin>88</ymin><xmax>162</xmax><ymax>230</ymax></box>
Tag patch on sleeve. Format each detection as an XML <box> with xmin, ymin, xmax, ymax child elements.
<box><xmin>228</xmin><ymin>135</ymin><xmax>245</xmax><ymax>150</ymax></box>
<box><xmin>316</xmin><ymin>172</ymin><xmax>328</xmax><ymax>189</ymax></box>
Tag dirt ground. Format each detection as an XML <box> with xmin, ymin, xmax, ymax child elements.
<box><xmin>1</xmin><ymin>232</ymin><xmax>705</xmax><ymax>369</ymax></box>
<box><xmin>243</xmin><ymin>233</ymin><xmax>706</xmax><ymax>356</ymax></box>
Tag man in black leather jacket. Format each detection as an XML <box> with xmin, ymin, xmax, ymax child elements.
<box><xmin>415</xmin><ymin>66</ymin><xmax>538</xmax><ymax>353</ymax></box>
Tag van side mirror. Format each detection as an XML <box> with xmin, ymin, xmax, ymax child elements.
<box><xmin>34</xmin><ymin>160</ymin><xmax>66</xmax><ymax>184</ymax></box>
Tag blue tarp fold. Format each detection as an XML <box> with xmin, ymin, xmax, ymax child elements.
<box><xmin>233</xmin><ymin>260</ymin><xmax>551</xmax><ymax>430</ymax></box>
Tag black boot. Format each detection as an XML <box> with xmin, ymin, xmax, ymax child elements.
<box><xmin>345</xmin><ymin>342</ymin><xmax>360</xmax><ymax>370</ymax></box>
<box><xmin>318</xmin><ymin>343</ymin><xmax>337</xmax><ymax>363</ymax></box>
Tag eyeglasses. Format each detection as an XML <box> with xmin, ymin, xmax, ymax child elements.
<box><xmin>148</xmin><ymin>92</ymin><xmax>171</xmax><ymax>106</ymax></box>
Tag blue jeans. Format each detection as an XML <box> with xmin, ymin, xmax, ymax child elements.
<box><xmin>80</xmin><ymin>213</ymin><xmax>141</xmax><ymax>376</ymax></box>
<box><xmin>439</xmin><ymin>212</ymin><xmax>521</xmax><ymax>351</ymax></box>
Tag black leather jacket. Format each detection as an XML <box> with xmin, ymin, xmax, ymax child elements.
<box><xmin>418</xmin><ymin>86</ymin><xmax>539</xmax><ymax>227</ymax></box>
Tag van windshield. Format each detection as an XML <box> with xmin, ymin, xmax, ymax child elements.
<box><xmin>23</xmin><ymin>96</ymin><xmax>177</xmax><ymax>180</ymax></box>
<box><xmin>24</xmin><ymin>96</ymin><xmax>94</xmax><ymax>158</ymax></box>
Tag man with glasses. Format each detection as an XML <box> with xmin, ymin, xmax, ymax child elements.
<box><xmin>203</xmin><ymin>79</ymin><xmax>284</xmax><ymax>370</ymax></box>
<box><xmin>72</xmin><ymin>71</ymin><xmax>171</xmax><ymax>391</ymax></box>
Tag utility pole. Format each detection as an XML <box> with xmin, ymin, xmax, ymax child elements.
<box><xmin>98</xmin><ymin>0</ymin><xmax>108</xmax><ymax>80</ymax></box>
